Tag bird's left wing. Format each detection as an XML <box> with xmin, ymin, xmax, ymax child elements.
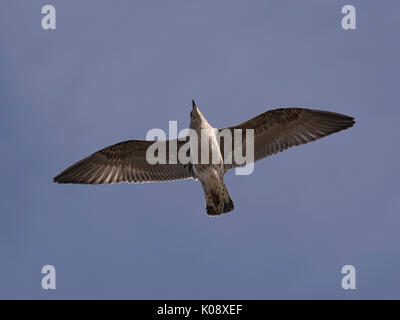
<box><xmin>219</xmin><ymin>107</ymin><xmax>355</xmax><ymax>171</ymax></box>
<box><xmin>53</xmin><ymin>139</ymin><xmax>193</xmax><ymax>184</ymax></box>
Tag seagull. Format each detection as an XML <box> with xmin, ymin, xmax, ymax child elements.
<box><xmin>54</xmin><ymin>100</ymin><xmax>354</xmax><ymax>216</ymax></box>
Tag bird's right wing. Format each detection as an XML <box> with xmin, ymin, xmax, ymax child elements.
<box><xmin>219</xmin><ymin>108</ymin><xmax>355</xmax><ymax>171</ymax></box>
<box><xmin>53</xmin><ymin>139</ymin><xmax>194</xmax><ymax>184</ymax></box>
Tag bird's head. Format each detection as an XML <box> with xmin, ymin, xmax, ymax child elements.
<box><xmin>190</xmin><ymin>100</ymin><xmax>209</xmax><ymax>129</ymax></box>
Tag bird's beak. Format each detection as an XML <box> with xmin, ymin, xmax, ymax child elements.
<box><xmin>192</xmin><ymin>100</ymin><xmax>197</xmax><ymax>110</ymax></box>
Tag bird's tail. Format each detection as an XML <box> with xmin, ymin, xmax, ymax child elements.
<box><xmin>202</xmin><ymin>181</ymin><xmax>234</xmax><ymax>216</ymax></box>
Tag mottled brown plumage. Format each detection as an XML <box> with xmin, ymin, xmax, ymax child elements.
<box><xmin>53</xmin><ymin>140</ymin><xmax>192</xmax><ymax>184</ymax></box>
<box><xmin>54</xmin><ymin>101</ymin><xmax>355</xmax><ymax>216</ymax></box>
<box><xmin>220</xmin><ymin>107</ymin><xmax>355</xmax><ymax>170</ymax></box>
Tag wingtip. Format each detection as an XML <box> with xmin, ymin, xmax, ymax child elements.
<box><xmin>346</xmin><ymin>115</ymin><xmax>356</xmax><ymax>128</ymax></box>
<box><xmin>53</xmin><ymin>173</ymin><xmax>66</xmax><ymax>184</ymax></box>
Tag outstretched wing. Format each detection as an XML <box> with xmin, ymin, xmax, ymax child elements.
<box><xmin>219</xmin><ymin>108</ymin><xmax>355</xmax><ymax>170</ymax></box>
<box><xmin>53</xmin><ymin>139</ymin><xmax>193</xmax><ymax>184</ymax></box>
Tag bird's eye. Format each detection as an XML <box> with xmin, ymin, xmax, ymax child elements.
<box><xmin>190</xmin><ymin>111</ymin><xmax>193</xmax><ymax>117</ymax></box>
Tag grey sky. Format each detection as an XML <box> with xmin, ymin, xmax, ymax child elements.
<box><xmin>0</xmin><ymin>0</ymin><xmax>399</xmax><ymax>299</ymax></box>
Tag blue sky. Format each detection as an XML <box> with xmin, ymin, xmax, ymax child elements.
<box><xmin>0</xmin><ymin>0</ymin><xmax>399</xmax><ymax>299</ymax></box>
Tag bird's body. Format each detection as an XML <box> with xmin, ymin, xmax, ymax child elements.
<box><xmin>54</xmin><ymin>100</ymin><xmax>355</xmax><ymax>216</ymax></box>
<box><xmin>189</xmin><ymin>106</ymin><xmax>232</xmax><ymax>215</ymax></box>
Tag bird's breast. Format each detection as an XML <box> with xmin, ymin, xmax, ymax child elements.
<box><xmin>190</xmin><ymin>128</ymin><xmax>223</xmax><ymax>166</ymax></box>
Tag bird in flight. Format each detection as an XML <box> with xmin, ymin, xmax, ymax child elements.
<box><xmin>54</xmin><ymin>100</ymin><xmax>354</xmax><ymax>216</ymax></box>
